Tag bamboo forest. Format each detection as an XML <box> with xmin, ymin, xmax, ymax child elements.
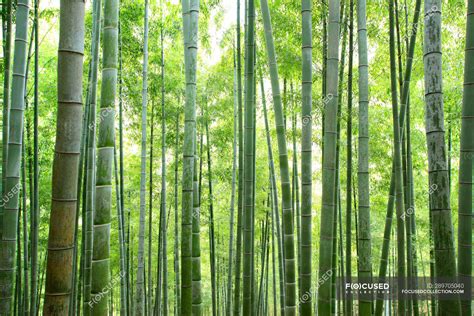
<box><xmin>0</xmin><ymin>0</ymin><xmax>473</xmax><ymax>315</ymax></box>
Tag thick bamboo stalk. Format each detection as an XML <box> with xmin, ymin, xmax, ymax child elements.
<box><xmin>317</xmin><ymin>0</ymin><xmax>340</xmax><ymax>314</ymax></box>
<box><xmin>242</xmin><ymin>0</ymin><xmax>256</xmax><ymax>314</ymax></box>
<box><xmin>42</xmin><ymin>1</ymin><xmax>85</xmax><ymax>313</ymax></box>
<box><xmin>0</xmin><ymin>0</ymin><xmax>30</xmax><ymax>312</ymax></box>
<box><xmin>180</xmin><ymin>0</ymin><xmax>200</xmax><ymax>313</ymax></box>
<box><xmin>423</xmin><ymin>0</ymin><xmax>460</xmax><ymax>313</ymax></box>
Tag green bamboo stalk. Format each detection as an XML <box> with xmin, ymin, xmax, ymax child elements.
<box><xmin>406</xmin><ymin>99</ymin><xmax>420</xmax><ymax>316</ymax></box>
<box><xmin>114</xmin><ymin>146</ymin><xmax>127</xmax><ymax>316</ymax></box>
<box><xmin>30</xmin><ymin>0</ymin><xmax>39</xmax><ymax>313</ymax></box>
<box><xmin>0</xmin><ymin>0</ymin><xmax>13</xmax><ymax>242</ymax></box>
<box><xmin>261</xmin><ymin>74</ymin><xmax>285</xmax><ymax>316</ymax></box>
<box><xmin>291</xmin><ymin>90</ymin><xmax>301</xmax><ymax>312</ymax></box>
<box><xmin>375</xmin><ymin>1</ymin><xmax>421</xmax><ymax>314</ymax></box>
<box><xmin>83</xmin><ymin>1</ymin><xmax>101</xmax><ymax>314</ymax></box>
<box><xmin>300</xmin><ymin>0</ymin><xmax>312</xmax><ymax>313</ymax></box>
<box><xmin>356</xmin><ymin>0</ymin><xmax>372</xmax><ymax>313</ymax></box>
<box><xmin>389</xmin><ymin>1</ymin><xmax>407</xmax><ymax>314</ymax></box>
<box><xmin>159</xmin><ymin>21</ymin><xmax>168</xmax><ymax>316</ymax></box>
<box><xmin>233</xmin><ymin>0</ymin><xmax>244</xmax><ymax>314</ymax></box>
<box><xmin>135</xmin><ymin>1</ymin><xmax>150</xmax><ymax>314</ymax></box>
<box><xmin>91</xmin><ymin>0</ymin><xmax>119</xmax><ymax>312</ymax></box>
<box><xmin>242</xmin><ymin>0</ymin><xmax>256</xmax><ymax>314</ymax></box>
<box><xmin>333</xmin><ymin>3</ymin><xmax>348</xmax><ymax>313</ymax></box>
<box><xmin>345</xmin><ymin>0</ymin><xmax>354</xmax><ymax>314</ymax></box>
<box><xmin>192</xmin><ymin>130</ymin><xmax>202</xmax><ymax>315</ymax></box>
<box><xmin>226</xmin><ymin>52</ymin><xmax>238</xmax><ymax>316</ymax></box>
<box><xmin>117</xmin><ymin>15</ymin><xmax>130</xmax><ymax>314</ymax></box>
<box><xmin>173</xmin><ymin>113</ymin><xmax>180</xmax><ymax>316</ymax></box>
<box><xmin>205</xmin><ymin>117</ymin><xmax>217</xmax><ymax>316</ymax></box>
<box><xmin>317</xmin><ymin>0</ymin><xmax>340</xmax><ymax>314</ymax></box>
<box><xmin>42</xmin><ymin>1</ymin><xmax>85</xmax><ymax>314</ymax></box>
<box><xmin>259</xmin><ymin>0</ymin><xmax>296</xmax><ymax>313</ymax></box>
<box><xmin>458</xmin><ymin>1</ymin><xmax>474</xmax><ymax>315</ymax></box>
<box><xmin>148</xmin><ymin>101</ymin><xmax>154</xmax><ymax>316</ymax></box>
<box><xmin>180</xmin><ymin>0</ymin><xmax>199</xmax><ymax>313</ymax></box>
<box><xmin>423</xmin><ymin>0</ymin><xmax>460</xmax><ymax>313</ymax></box>
<box><xmin>15</xmin><ymin>211</ymin><xmax>21</xmax><ymax>316</ymax></box>
<box><xmin>0</xmin><ymin>0</ymin><xmax>30</xmax><ymax>312</ymax></box>
<box><xmin>21</xmin><ymin>140</ymin><xmax>29</xmax><ymax>316</ymax></box>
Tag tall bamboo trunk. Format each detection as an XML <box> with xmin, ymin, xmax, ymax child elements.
<box><xmin>389</xmin><ymin>1</ymin><xmax>407</xmax><ymax>314</ymax></box>
<box><xmin>242</xmin><ymin>0</ymin><xmax>256</xmax><ymax>314</ymax></box>
<box><xmin>317</xmin><ymin>0</ymin><xmax>340</xmax><ymax>314</ymax></box>
<box><xmin>233</xmin><ymin>0</ymin><xmax>244</xmax><ymax>314</ymax></box>
<box><xmin>423</xmin><ymin>0</ymin><xmax>460</xmax><ymax>314</ymax></box>
<box><xmin>356</xmin><ymin>0</ymin><xmax>372</xmax><ymax>313</ymax></box>
<box><xmin>83</xmin><ymin>1</ymin><xmax>102</xmax><ymax>314</ymax></box>
<box><xmin>205</xmin><ymin>118</ymin><xmax>217</xmax><ymax>316</ymax></box>
<box><xmin>42</xmin><ymin>1</ymin><xmax>85</xmax><ymax>314</ymax></box>
<box><xmin>191</xmin><ymin>130</ymin><xmax>202</xmax><ymax>315</ymax></box>
<box><xmin>160</xmin><ymin>23</ymin><xmax>169</xmax><ymax>316</ymax></box>
<box><xmin>0</xmin><ymin>0</ymin><xmax>13</xmax><ymax>242</ymax></box>
<box><xmin>458</xmin><ymin>1</ymin><xmax>474</xmax><ymax>315</ymax></box>
<box><xmin>113</xmin><ymin>145</ymin><xmax>127</xmax><ymax>316</ymax></box>
<box><xmin>173</xmin><ymin>113</ymin><xmax>180</xmax><ymax>316</ymax></box>
<box><xmin>148</xmin><ymin>103</ymin><xmax>154</xmax><ymax>315</ymax></box>
<box><xmin>259</xmin><ymin>0</ymin><xmax>296</xmax><ymax>313</ymax></box>
<box><xmin>30</xmin><ymin>0</ymin><xmax>40</xmax><ymax>313</ymax></box>
<box><xmin>0</xmin><ymin>0</ymin><xmax>30</xmax><ymax>312</ymax></box>
<box><xmin>261</xmin><ymin>74</ymin><xmax>286</xmax><ymax>316</ymax></box>
<box><xmin>345</xmin><ymin>0</ymin><xmax>354</xmax><ymax>314</ymax></box>
<box><xmin>180</xmin><ymin>0</ymin><xmax>199</xmax><ymax>313</ymax></box>
<box><xmin>300</xmin><ymin>0</ymin><xmax>312</xmax><ymax>313</ymax></box>
<box><xmin>226</xmin><ymin>53</ymin><xmax>238</xmax><ymax>316</ymax></box>
<box><xmin>91</xmin><ymin>0</ymin><xmax>119</xmax><ymax>312</ymax></box>
<box><xmin>375</xmin><ymin>1</ymin><xmax>421</xmax><ymax>314</ymax></box>
<box><xmin>135</xmin><ymin>0</ymin><xmax>150</xmax><ymax>314</ymax></box>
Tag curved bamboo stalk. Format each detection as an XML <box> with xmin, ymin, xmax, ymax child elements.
<box><xmin>259</xmin><ymin>0</ymin><xmax>296</xmax><ymax>312</ymax></box>
<box><xmin>389</xmin><ymin>1</ymin><xmax>407</xmax><ymax>314</ymax></box>
<box><xmin>261</xmin><ymin>74</ymin><xmax>285</xmax><ymax>316</ymax></box>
